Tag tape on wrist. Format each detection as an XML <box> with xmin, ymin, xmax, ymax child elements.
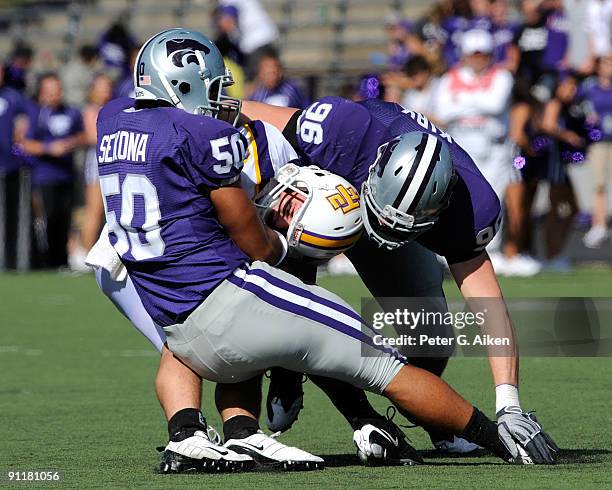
<box><xmin>495</xmin><ymin>383</ymin><xmax>520</xmax><ymax>414</ymax></box>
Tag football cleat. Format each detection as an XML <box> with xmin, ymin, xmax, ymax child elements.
<box><xmin>265</xmin><ymin>368</ymin><xmax>305</xmax><ymax>433</ymax></box>
<box><xmin>224</xmin><ymin>430</ymin><xmax>324</xmax><ymax>471</ymax></box>
<box><xmin>431</xmin><ymin>435</ymin><xmax>480</xmax><ymax>454</ymax></box>
<box><xmin>353</xmin><ymin>418</ymin><xmax>423</xmax><ymax>466</ymax></box>
<box><xmin>159</xmin><ymin>429</ymin><xmax>254</xmax><ymax>474</ymax></box>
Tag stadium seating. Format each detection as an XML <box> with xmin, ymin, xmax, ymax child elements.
<box><xmin>0</xmin><ymin>0</ymin><xmax>429</xmax><ymax>89</ymax></box>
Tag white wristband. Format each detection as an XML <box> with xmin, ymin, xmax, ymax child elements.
<box><xmin>272</xmin><ymin>230</ymin><xmax>288</xmax><ymax>266</ymax></box>
<box><xmin>495</xmin><ymin>383</ymin><xmax>520</xmax><ymax>414</ymax></box>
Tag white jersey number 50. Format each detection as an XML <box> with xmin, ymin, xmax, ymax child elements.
<box><xmin>99</xmin><ymin>173</ymin><xmax>165</xmax><ymax>260</ymax></box>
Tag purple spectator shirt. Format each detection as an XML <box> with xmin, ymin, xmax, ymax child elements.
<box><xmin>441</xmin><ymin>15</ymin><xmax>494</xmax><ymax>67</ymax></box>
<box><xmin>249</xmin><ymin>79</ymin><xmax>310</xmax><ymax>109</ymax></box>
<box><xmin>585</xmin><ymin>82</ymin><xmax>612</xmax><ymax>142</ymax></box>
<box><xmin>3</xmin><ymin>62</ymin><xmax>27</xmax><ymax>93</ymax></box>
<box><xmin>97</xmin><ymin>98</ymin><xmax>249</xmax><ymax>326</ymax></box>
<box><xmin>26</xmin><ymin>103</ymin><xmax>83</xmax><ymax>186</ymax></box>
<box><xmin>492</xmin><ymin>21</ymin><xmax>520</xmax><ymax>64</ymax></box>
<box><xmin>287</xmin><ymin>97</ymin><xmax>501</xmax><ymax>263</ymax></box>
<box><xmin>97</xmin><ymin>27</ymin><xmax>136</xmax><ymax>76</ymax></box>
<box><xmin>0</xmin><ymin>86</ymin><xmax>25</xmax><ymax>173</ymax></box>
<box><xmin>543</xmin><ymin>9</ymin><xmax>568</xmax><ymax>69</ymax></box>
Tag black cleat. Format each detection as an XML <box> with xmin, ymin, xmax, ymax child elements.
<box><xmin>353</xmin><ymin>417</ymin><xmax>424</xmax><ymax>466</ymax></box>
<box><xmin>265</xmin><ymin>368</ymin><xmax>305</xmax><ymax>433</ymax></box>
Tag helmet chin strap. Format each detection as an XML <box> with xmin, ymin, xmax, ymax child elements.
<box><xmin>194</xmin><ymin>49</ymin><xmax>215</xmax><ymax>117</ymax></box>
<box><xmin>195</xmin><ymin>49</ymin><xmax>207</xmax><ymax>73</ymax></box>
<box><xmin>157</xmin><ymin>71</ymin><xmax>184</xmax><ymax>109</ymax></box>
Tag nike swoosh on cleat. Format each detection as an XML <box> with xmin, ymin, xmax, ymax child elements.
<box><xmin>376</xmin><ymin>428</ymin><xmax>399</xmax><ymax>447</ymax></box>
<box><xmin>207</xmin><ymin>447</ymin><xmax>229</xmax><ymax>456</ymax></box>
<box><xmin>236</xmin><ymin>442</ymin><xmax>265</xmax><ymax>452</ymax></box>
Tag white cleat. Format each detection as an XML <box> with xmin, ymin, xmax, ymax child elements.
<box><xmin>224</xmin><ymin>430</ymin><xmax>324</xmax><ymax>471</ymax></box>
<box><xmin>432</xmin><ymin>435</ymin><xmax>480</xmax><ymax>454</ymax></box>
<box><xmin>503</xmin><ymin>254</ymin><xmax>542</xmax><ymax>277</ymax></box>
<box><xmin>583</xmin><ymin>226</ymin><xmax>609</xmax><ymax>249</ymax></box>
<box><xmin>160</xmin><ymin>430</ymin><xmax>254</xmax><ymax>473</ymax></box>
<box><xmin>488</xmin><ymin>252</ymin><xmax>509</xmax><ymax>276</ymax></box>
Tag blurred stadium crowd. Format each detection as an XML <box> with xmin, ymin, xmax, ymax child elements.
<box><xmin>0</xmin><ymin>0</ymin><xmax>611</xmax><ymax>277</ymax></box>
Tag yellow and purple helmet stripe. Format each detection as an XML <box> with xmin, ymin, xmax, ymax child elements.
<box><xmin>300</xmin><ymin>229</ymin><xmax>363</xmax><ymax>250</ymax></box>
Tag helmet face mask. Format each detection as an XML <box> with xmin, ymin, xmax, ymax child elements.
<box><xmin>255</xmin><ymin>164</ymin><xmax>363</xmax><ymax>262</ymax></box>
<box><xmin>202</xmin><ymin>72</ymin><xmax>242</xmax><ymax>124</ymax></box>
<box><xmin>361</xmin><ymin>182</ymin><xmax>431</xmax><ymax>249</ymax></box>
<box><xmin>361</xmin><ymin>132</ymin><xmax>456</xmax><ymax>250</ymax></box>
<box><xmin>134</xmin><ymin>28</ymin><xmax>242</xmax><ymax>125</ymax></box>
<box><xmin>255</xmin><ymin>165</ymin><xmax>313</xmax><ymax>237</ymax></box>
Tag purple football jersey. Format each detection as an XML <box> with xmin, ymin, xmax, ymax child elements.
<box><xmin>25</xmin><ymin>103</ymin><xmax>83</xmax><ymax>186</ymax></box>
<box><xmin>97</xmin><ymin>98</ymin><xmax>249</xmax><ymax>326</ymax></box>
<box><xmin>291</xmin><ymin>96</ymin><xmax>501</xmax><ymax>263</ymax></box>
<box><xmin>113</xmin><ymin>74</ymin><xmax>135</xmax><ymax>99</ymax></box>
<box><xmin>0</xmin><ymin>86</ymin><xmax>26</xmax><ymax>172</ymax></box>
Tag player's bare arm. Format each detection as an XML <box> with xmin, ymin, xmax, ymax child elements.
<box><xmin>210</xmin><ymin>182</ymin><xmax>286</xmax><ymax>265</ymax></box>
<box><xmin>449</xmin><ymin>251</ymin><xmax>519</xmax><ymax>388</ymax></box>
<box><xmin>241</xmin><ymin>100</ymin><xmax>298</xmax><ymax>132</ymax></box>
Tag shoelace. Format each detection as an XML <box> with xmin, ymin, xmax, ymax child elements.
<box><xmin>155</xmin><ymin>426</ymin><xmax>223</xmax><ymax>453</ymax></box>
<box><xmin>264</xmin><ymin>370</ymin><xmax>309</xmax><ymax>384</ymax></box>
<box><xmin>386</xmin><ymin>406</ymin><xmax>417</xmax><ymax>430</ymax></box>
<box><xmin>207</xmin><ymin>426</ymin><xmax>222</xmax><ymax>445</ymax></box>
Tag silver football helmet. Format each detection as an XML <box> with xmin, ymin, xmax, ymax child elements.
<box><xmin>134</xmin><ymin>28</ymin><xmax>241</xmax><ymax>124</ymax></box>
<box><xmin>361</xmin><ymin>131</ymin><xmax>457</xmax><ymax>250</ymax></box>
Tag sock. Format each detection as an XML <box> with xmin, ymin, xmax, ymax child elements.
<box><xmin>223</xmin><ymin>415</ymin><xmax>260</xmax><ymax>441</ymax></box>
<box><xmin>309</xmin><ymin>375</ymin><xmax>382</xmax><ymax>429</ymax></box>
<box><xmin>168</xmin><ymin>408</ymin><xmax>207</xmax><ymax>442</ymax></box>
<box><xmin>461</xmin><ymin>407</ymin><xmax>511</xmax><ymax>461</ymax></box>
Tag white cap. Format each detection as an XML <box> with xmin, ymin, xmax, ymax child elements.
<box><xmin>461</xmin><ymin>29</ymin><xmax>493</xmax><ymax>56</ymax></box>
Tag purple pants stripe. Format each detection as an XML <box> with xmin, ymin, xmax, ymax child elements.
<box><xmin>227</xmin><ymin>272</ymin><xmax>405</xmax><ymax>362</ymax></box>
<box><xmin>241</xmin><ymin>266</ymin><xmax>364</xmax><ymax>325</ymax></box>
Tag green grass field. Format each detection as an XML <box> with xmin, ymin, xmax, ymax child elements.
<box><xmin>1</xmin><ymin>268</ymin><xmax>611</xmax><ymax>488</ymax></box>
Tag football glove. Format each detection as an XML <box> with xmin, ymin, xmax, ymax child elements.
<box><xmin>496</xmin><ymin>406</ymin><xmax>560</xmax><ymax>464</ymax></box>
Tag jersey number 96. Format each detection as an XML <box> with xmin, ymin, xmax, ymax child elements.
<box><xmin>300</xmin><ymin>102</ymin><xmax>332</xmax><ymax>145</ymax></box>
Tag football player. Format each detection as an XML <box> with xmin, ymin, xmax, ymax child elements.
<box><xmin>89</xmin><ymin>28</ymin><xmax>329</xmax><ymax>472</ymax></box>
<box><xmin>89</xmin><ymin>62</ymin><xmax>418</xmax><ymax>473</ymax></box>
<box><xmin>240</xmin><ymin>96</ymin><xmax>560</xmax><ymax>464</ymax></box>
<box><xmin>90</xmin><ymin>28</ymin><xmax>550</xmax><ymax>473</ymax></box>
